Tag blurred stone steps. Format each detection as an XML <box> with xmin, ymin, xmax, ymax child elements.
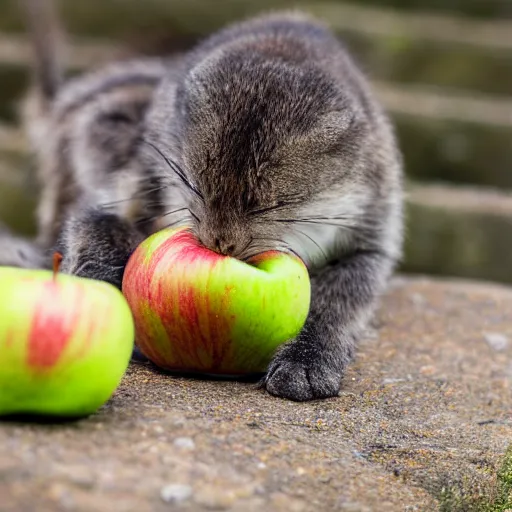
<box><xmin>375</xmin><ymin>83</ymin><xmax>512</xmax><ymax>189</ymax></box>
<box><xmin>314</xmin><ymin>2</ymin><xmax>512</xmax><ymax>50</ymax></box>
<box><xmin>2</xmin><ymin>0</ymin><xmax>512</xmax><ymax>34</ymax></box>
<box><xmin>332</xmin><ymin>0</ymin><xmax>512</xmax><ymax>20</ymax></box>
<box><xmin>402</xmin><ymin>183</ymin><xmax>512</xmax><ymax>285</ymax></box>
<box><xmin>0</xmin><ymin>33</ymin><xmax>121</xmax><ymax>67</ymax></box>
<box><xmin>340</xmin><ymin>31</ymin><xmax>512</xmax><ymax>97</ymax></box>
<box><xmin>0</xmin><ymin>35</ymin><xmax>125</xmax><ymax>122</ymax></box>
<box><xmin>312</xmin><ymin>3</ymin><xmax>512</xmax><ymax>96</ymax></box>
<box><xmin>1</xmin><ymin>1</ymin><xmax>512</xmax><ymax>95</ymax></box>
<box><xmin>377</xmin><ymin>82</ymin><xmax>512</xmax><ymax>128</ymax></box>
<box><xmin>0</xmin><ymin>138</ymin><xmax>37</xmax><ymax>236</ymax></box>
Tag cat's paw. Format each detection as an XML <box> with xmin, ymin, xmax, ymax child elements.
<box><xmin>131</xmin><ymin>345</ymin><xmax>149</xmax><ymax>363</ymax></box>
<box><xmin>57</xmin><ymin>208</ymin><xmax>143</xmax><ymax>289</ymax></box>
<box><xmin>0</xmin><ymin>227</ymin><xmax>49</xmax><ymax>269</ymax></box>
<box><xmin>263</xmin><ymin>344</ymin><xmax>343</xmax><ymax>401</ymax></box>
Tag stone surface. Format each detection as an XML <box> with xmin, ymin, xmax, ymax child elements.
<box><xmin>1</xmin><ymin>277</ymin><xmax>512</xmax><ymax>511</ymax></box>
<box><xmin>160</xmin><ymin>483</ymin><xmax>193</xmax><ymax>504</ymax></box>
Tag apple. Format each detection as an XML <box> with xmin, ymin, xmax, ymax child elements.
<box><xmin>0</xmin><ymin>254</ymin><xmax>135</xmax><ymax>418</ymax></box>
<box><xmin>122</xmin><ymin>227</ymin><xmax>311</xmax><ymax>375</ymax></box>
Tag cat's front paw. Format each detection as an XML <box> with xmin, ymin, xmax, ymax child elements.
<box><xmin>56</xmin><ymin>209</ymin><xmax>143</xmax><ymax>289</ymax></box>
<box><xmin>59</xmin><ymin>245</ymin><xmax>125</xmax><ymax>289</ymax></box>
<box><xmin>131</xmin><ymin>345</ymin><xmax>149</xmax><ymax>363</ymax></box>
<box><xmin>263</xmin><ymin>343</ymin><xmax>344</xmax><ymax>401</ymax></box>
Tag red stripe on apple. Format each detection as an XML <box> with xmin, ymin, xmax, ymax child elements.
<box><xmin>0</xmin><ymin>257</ymin><xmax>135</xmax><ymax>417</ymax></box>
<box><xmin>26</xmin><ymin>281</ymin><xmax>86</xmax><ymax>370</ymax></box>
<box><xmin>124</xmin><ymin>229</ymin><xmax>235</xmax><ymax>370</ymax></box>
<box><xmin>4</xmin><ymin>329</ymin><xmax>15</xmax><ymax>349</ymax></box>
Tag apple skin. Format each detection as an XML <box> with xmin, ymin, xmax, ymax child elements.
<box><xmin>0</xmin><ymin>266</ymin><xmax>135</xmax><ymax>417</ymax></box>
<box><xmin>122</xmin><ymin>227</ymin><xmax>311</xmax><ymax>375</ymax></box>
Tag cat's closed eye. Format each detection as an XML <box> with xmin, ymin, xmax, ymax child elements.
<box><xmin>101</xmin><ymin>111</ymin><xmax>135</xmax><ymax>125</ymax></box>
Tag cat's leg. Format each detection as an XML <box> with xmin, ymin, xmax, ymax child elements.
<box><xmin>263</xmin><ymin>249</ymin><xmax>395</xmax><ymax>401</ymax></box>
<box><xmin>57</xmin><ymin>206</ymin><xmax>146</xmax><ymax>289</ymax></box>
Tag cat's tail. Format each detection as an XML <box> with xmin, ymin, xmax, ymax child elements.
<box><xmin>18</xmin><ymin>0</ymin><xmax>66</xmax><ymax>104</ymax></box>
<box><xmin>17</xmin><ymin>0</ymin><xmax>68</xmax><ymax>161</ymax></box>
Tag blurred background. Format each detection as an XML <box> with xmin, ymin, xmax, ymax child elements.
<box><xmin>0</xmin><ymin>0</ymin><xmax>511</xmax><ymax>284</ymax></box>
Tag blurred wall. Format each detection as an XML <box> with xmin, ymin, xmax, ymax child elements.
<box><xmin>0</xmin><ymin>0</ymin><xmax>511</xmax><ymax>283</ymax></box>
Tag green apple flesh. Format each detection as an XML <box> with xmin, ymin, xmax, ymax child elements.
<box><xmin>122</xmin><ymin>227</ymin><xmax>311</xmax><ymax>375</ymax></box>
<box><xmin>0</xmin><ymin>265</ymin><xmax>135</xmax><ymax>417</ymax></box>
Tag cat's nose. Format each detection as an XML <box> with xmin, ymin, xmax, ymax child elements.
<box><xmin>197</xmin><ymin>223</ymin><xmax>250</xmax><ymax>258</ymax></box>
<box><xmin>214</xmin><ymin>237</ymin><xmax>236</xmax><ymax>256</ymax></box>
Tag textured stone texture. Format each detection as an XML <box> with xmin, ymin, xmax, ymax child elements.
<box><xmin>1</xmin><ymin>277</ymin><xmax>511</xmax><ymax>511</ymax></box>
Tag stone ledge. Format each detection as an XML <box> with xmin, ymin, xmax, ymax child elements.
<box><xmin>0</xmin><ymin>123</ymin><xmax>24</xmax><ymax>153</ymax></box>
<box><xmin>0</xmin><ymin>32</ymin><xmax>123</xmax><ymax>69</ymax></box>
<box><xmin>2</xmin><ymin>1</ymin><xmax>512</xmax><ymax>48</ymax></box>
<box><xmin>0</xmin><ymin>143</ymin><xmax>37</xmax><ymax>236</ymax></box>
<box><xmin>394</xmin><ymin>114</ymin><xmax>512</xmax><ymax>190</ymax></box>
<box><xmin>1</xmin><ymin>277</ymin><xmax>511</xmax><ymax>511</ymax></box>
<box><xmin>3</xmin><ymin>0</ymin><xmax>512</xmax><ymax>97</ymax></box>
<box><xmin>312</xmin><ymin>2</ymin><xmax>512</xmax><ymax>50</ymax></box>
<box><xmin>407</xmin><ymin>183</ymin><xmax>512</xmax><ymax>216</ymax></box>
<box><xmin>402</xmin><ymin>182</ymin><xmax>512</xmax><ymax>285</ymax></box>
<box><xmin>376</xmin><ymin>83</ymin><xmax>512</xmax><ymax>129</ymax></box>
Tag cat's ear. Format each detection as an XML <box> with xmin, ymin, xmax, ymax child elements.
<box><xmin>288</xmin><ymin>106</ymin><xmax>364</xmax><ymax>160</ymax></box>
<box><xmin>176</xmin><ymin>48</ymin><xmax>228</xmax><ymax>123</ymax></box>
<box><xmin>319</xmin><ymin>109</ymin><xmax>357</xmax><ymax>136</ymax></box>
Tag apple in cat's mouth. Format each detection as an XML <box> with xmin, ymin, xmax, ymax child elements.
<box><xmin>121</xmin><ymin>227</ymin><xmax>311</xmax><ymax>375</ymax></box>
<box><xmin>0</xmin><ymin>255</ymin><xmax>135</xmax><ymax>417</ymax></box>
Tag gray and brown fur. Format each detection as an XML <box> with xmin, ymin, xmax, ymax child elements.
<box><xmin>0</xmin><ymin>0</ymin><xmax>173</xmax><ymax>269</ymax></box>
<box><xmin>142</xmin><ymin>12</ymin><xmax>404</xmax><ymax>400</ymax></box>
<box><xmin>5</xmin><ymin>4</ymin><xmax>404</xmax><ymax>401</ymax></box>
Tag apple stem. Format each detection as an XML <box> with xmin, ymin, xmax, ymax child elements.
<box><xmin>53</xmin><ymin>252</ymin><xmax>63</xmax><ymax>281</ymax></box>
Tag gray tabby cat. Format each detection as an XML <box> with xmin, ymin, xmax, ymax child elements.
<box><xmin>4</xmin><ymin>1</ymin><xmax>404</xmax><ymax>401</ymax></box>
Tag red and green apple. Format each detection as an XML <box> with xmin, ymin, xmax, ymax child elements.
<box><xmin>122</xmin><ymin>227</ymin><xmax>311</xmax><ymax>375</ymax></box>
<box><xmin>0</xmin><ymin>254</ymin><xmax>135</xmax><ymax>417</ymax></box>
